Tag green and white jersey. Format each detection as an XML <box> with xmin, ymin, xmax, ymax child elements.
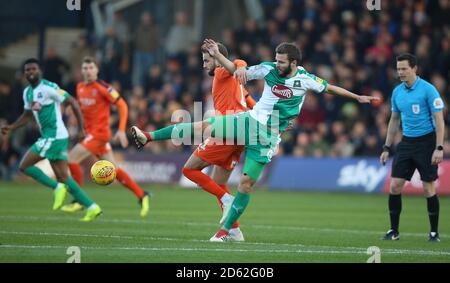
<box><xmin>23</xmin><ymin>79</ymin><xmax>69</xmax><ymax>139</ymax></box>
<box><xmin>247</xmin><ymin>62</ymin><xmax>328</xmax><ymax>131</ymax></box>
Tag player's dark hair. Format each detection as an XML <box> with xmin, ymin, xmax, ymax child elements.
<box><xmin>396</xmin><ymin>53</ymin><xmax>417</xmax><ymax>68</ymax></box>
<box><xmin>82</xmin><ymin>56</ymin><xmax>99</xmax><ymax>66</ymax></box>
<box><xmin>276</xmin><ymin>42</ymin><xmax>302</xmax><ymax>65</ymax></box>
<box><xmin>23</xmin><ymin>58</ymin><xmax>41</xmax><ymax>72</ymax></box>
<box><xmin>201</xmin><ymin>42</ymin><xmax>229</xmax><ymax>58</ymax></box>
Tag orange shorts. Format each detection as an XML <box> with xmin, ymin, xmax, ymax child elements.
<box><xmin>80</xmin><ymin>134</ymin><xmax>112</xmax><ymax>157</ymax></box>
<box><xmin>194</xmin><ymin>138</ymin><xmax>245</xmax><ymax>171</ymax></box>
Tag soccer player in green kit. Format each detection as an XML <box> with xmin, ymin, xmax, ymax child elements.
<box><xmin>1</xmin><ymin>58</ymin><xmax>101</xmax><ymax>222</ymax></box>
<box><xmin>131</xmin><ymin>42</ymin><xmax>379</xmax><ymax>241</ymax></box>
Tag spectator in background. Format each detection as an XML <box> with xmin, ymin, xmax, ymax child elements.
<box><xmin>0</xmin><ymin>119</ymin><xmax>20</xmax><ymax>180</ymax></box>
<box><xmin>98</xmin><ymin>27</ymin><xmax>123</xmax><ymax>82</ymax></box>
<box><xmin>132</xmin><ymin>12</ymin><xmax>160</xmax><ymax>88</ymax></box>
<box><xmin>0</xmin><ymin>80</ymin><xmax>21</xmax><ymax>123</ymax></box>
<box><xmin>68</xmin><ymin>34</ymin><xmax>96</xmax><ymax>78</ymax></box>
<box><xmin>296</xmin><ymin>94</ymin><xmax>325</xmax><ymax>130</ymax></box>
<box><xmin>235</xmin><ymin>19</ymin><xmax>263</xmax><ymax>46</ymax></box>
<box><xmin>165</xmin><ymin>11</ymin><xmax>196</xmax><ymax>63</ymax></box>
<box><xmin>306</xmin><ymin>131</ymin><xmax>330</xmax><ymax>157</ymax></box>
<box><xmin>435</xmin><ymin>35</ymin><xmax>450</xmax><ymax>79</ymax></box>
<box><xmin>43</xmin><ymin>47</ymin><xmax>70</xmax><ymax>86</ymax></box>
<box><xmin>144</xmin><ymin>65</ymin><xmax>163</xmax><ymax>93</ymax></box>
<box><xmin>107</xmin><ymin>11</ymin><xmax>130</xmax><ymax>48</ymax></box>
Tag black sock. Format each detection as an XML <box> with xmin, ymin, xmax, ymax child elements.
<box><xmin>427</xmin><ymin>195</ymin><xmax>439</xmax><ymax>233</ymax></box>
<box><xmin>389</xmin><ymin>194</ymin><xmax>402</xmax><ymax>233</ymax></box>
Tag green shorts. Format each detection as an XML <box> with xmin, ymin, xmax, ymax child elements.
<box><xmin>208</xmin><ymin>112</ymin><xmax>281</xmax><ymax>181</ymax></box>
<box><xmin>31</xmin><ymin>137</ymin><xmax>69</xmax><ymax>161</ymax></box>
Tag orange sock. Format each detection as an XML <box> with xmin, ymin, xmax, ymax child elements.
<box><xmin>182</xmin><ymin>168</ymin><xmax>239</xmax><ymax>228</ymax></box>
<box><xmin>219</xmin><ymin>184</ymin><xmax>239</xmax><ymax>229</ymax></box>
<box><xmin>182</xmin><ymin>168</ymin><xmax>227</xmax><ymax>199</ymax></box>
<box><xmin>68</xmin><ymin>163</ymin><xmax>83</xmax><ymax>187</ymax></box>
<box><xmin>116</xmin><ymin>168</ymin><xmax>145</xmax><ymax>199</ymax></box>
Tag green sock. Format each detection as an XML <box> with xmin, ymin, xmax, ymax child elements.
<box><xmin>223</xmin><ymin>191</ymin><xmax>250</xmax><ymax>231</ymax></box>
<box><xmin>24</xmin><ymin>166</ymin><xmax>58</xmax><ymax>190</ymax></box>
<box><xmin>152</xmin><ymin>123</ymin><xmax>194</xmax><ymax>141</ymax></box>
<box><xmin>65</xmin><ymin>177</ymin><xmax>94</xmax><ymax>208</ymax></box>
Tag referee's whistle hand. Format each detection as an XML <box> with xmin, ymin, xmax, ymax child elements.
<box><xmin>431</xmin><ymin>150</ymin><xmax>443</xmax><ymax>165</ymax></box>
<box><xmin>380</xmin><ymin>152</ymin><xmax>389</xmax><ymax>166</ymax></box>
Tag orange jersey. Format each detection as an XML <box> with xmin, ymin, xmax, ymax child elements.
<box><xmin>76</xmin><ymin>80</ymin><xmax>120</xmax><ymax>141</ymax></box>
<box><xmin>212</xmin><ymin>59</ymin><xmax>249</xmax><ymax>116</ymax></box>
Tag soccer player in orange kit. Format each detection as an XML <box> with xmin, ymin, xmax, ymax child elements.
<box><xmin>181</xmin><ymin>39</ymin><xmax>257</xmax><ymax>241</ymax></box>
<box><xmin>62</xmin><ymin>56</ymin><xmax>150</xmax><ymax>217</ymax></box>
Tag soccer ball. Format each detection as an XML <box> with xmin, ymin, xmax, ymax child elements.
<box><xmin>90</xmin><ymin>160</ymin><xmax>116</xmax><ymax>186</ymax></box>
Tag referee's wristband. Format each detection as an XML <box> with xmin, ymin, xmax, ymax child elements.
<box><xmin>382</xmin><ymin>145</ymin><xmax>391</xmax><ymax>153</ymax></box>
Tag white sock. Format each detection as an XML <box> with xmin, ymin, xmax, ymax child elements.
<box><xmin>87</xmin><ymin>204</ymin><xmax>98</xmax><ymax>210</ymax></box>
<box><xmin>229</xmin><ymin>227</ymin><xmax>240</xmax><ymax>234</ymax></box>
<box><xmin>430</xmin><ymin>232</ymin><xmax>437</xmax><ymax>237</ymax></box>
<box><xmin>55</xmin><ymin>183</ymin><xmax>65</xmax><ymax>191</ymax></box>
<box><xmin>221</xmin><ymin>193</ymin><xmax>233</xmax><ymax>204</ymax></box>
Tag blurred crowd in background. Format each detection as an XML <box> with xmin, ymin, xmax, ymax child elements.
<box><xmin>1</xmin><ymin>0</ymin><xmax>450</xmax><ymax>179</ymax></box>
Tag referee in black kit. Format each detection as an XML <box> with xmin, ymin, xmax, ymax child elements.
<box><xmin>380</xmin><ymin>53</ymin><xmax>445</xmax><ymax>242</ymax></box>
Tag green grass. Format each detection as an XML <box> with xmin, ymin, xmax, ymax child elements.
<box><xmin>0</xmin><ymin>181</ymin><xmax>449</xmax><ymax>263</ymax></box>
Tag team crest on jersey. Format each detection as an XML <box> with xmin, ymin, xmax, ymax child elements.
<box><xmin>37</xmin><ymin>92</ymin><xmax>43</xmax><ymax>99</ymax></box>
<box><xmin>271</xmin><ymin>85</ymin><xmax>293</xmax><ymax>99</ymax></box>
<box><xmin>92</xmin><ymin>89</ymin><xmax>97</xmax><ymax>96</ymax></box>
<box><xmin>412</xmin><ymin>104</ymin><xmax>420</xmax><ymax>114</ymax></box>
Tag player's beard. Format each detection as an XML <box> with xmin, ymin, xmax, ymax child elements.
<box><xmin>208</xmin><ymin>66</ymin><xmax>216</xmax><ymax>76</ymax></box>
<box><xmin>278</xmin><ymin>66</ymin><xmax>292</xmax><ymax>77</ymax></box>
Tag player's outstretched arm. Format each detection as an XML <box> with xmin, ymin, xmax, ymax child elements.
<box><xmin>326</xmin><ymin>84</ymin><xmax>379</xmax><ymax>104</ymax></box>
<box><xmin>65</xmin><ymin>95</ymin><xmax>85</xmax><ymax>140</ymax></box>
<box><xmin>1</xmin><ymin>110</ymin><xmax>33</xmax><ymax>135</ymax></box>
<box><xmin>113</xmin><ymin>98</ymin><xmax>129</xmax><ymax>148</ymax></box>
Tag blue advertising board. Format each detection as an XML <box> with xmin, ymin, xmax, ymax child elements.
<box><xmin>268</xmin><ymin>157</ymin><xmax>390</xmax><ymax>193</ymax></box>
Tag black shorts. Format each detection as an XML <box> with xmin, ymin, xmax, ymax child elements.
<box><xmin>391</xmin><ymin>132</ymin><xmax>438</xmax><ymax>182</ymax></box>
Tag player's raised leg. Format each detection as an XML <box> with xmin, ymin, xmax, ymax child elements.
<box><xmin>19</xmin><ymin>148</ymin><xmax>67</xmax><ymax>210</ymax></box>
<box><xmin>100</xmin><ymin>151</ymin><xmax>150</xmax><ymax>217</ymax></box>
<box><xmin>131</xmin><ymin>120</ymin><xmax>208</xmax><ymax>149</ymax></box>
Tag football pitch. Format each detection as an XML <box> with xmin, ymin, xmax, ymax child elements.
<box><xmin>0</xmin><ymin>181</ymin><xmax>449</xmax><ymax>263</ymax></box>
